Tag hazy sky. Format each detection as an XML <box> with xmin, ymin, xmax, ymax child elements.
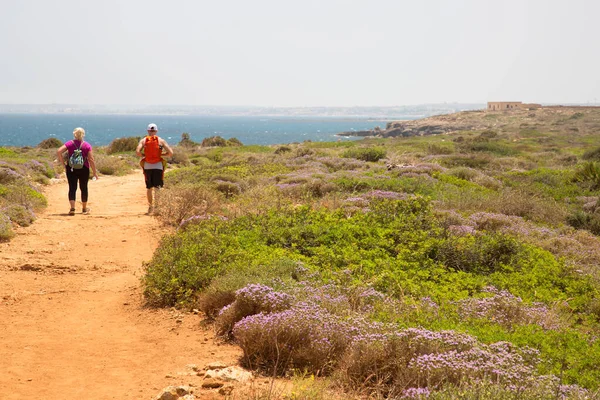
<box><xmin>1</xmin><ymin>0</ymin><xmax>598</xmax><ymax>107</ymax></box>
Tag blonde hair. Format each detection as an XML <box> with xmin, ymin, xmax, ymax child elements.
<box><xmin>73</xmin><ymin>127</ymin><xmax>85</xmax><ymax>141</ymax></box>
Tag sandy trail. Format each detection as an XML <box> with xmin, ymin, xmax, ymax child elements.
<box><xmin>0</xmin><ymin>173</ymin><xmax>241</xmax><ymax>400</ymax></box>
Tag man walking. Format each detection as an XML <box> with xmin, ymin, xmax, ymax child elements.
<box><xmin>136</xmin><ymin>123</ymin><xmax>173</xmax><ymax>214</ymax></box>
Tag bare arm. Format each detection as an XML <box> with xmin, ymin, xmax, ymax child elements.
<box><xmin>160</xmin><ymin>138</ymin><xmax>174</xmax><ymax>157</ymax></box>
<box><xmin>87</xmin><ymin>148</ymin><xmax>99</xmax><ymax>179</ymax></box>
<box><xmin>135</xmin><ymin>138</ymin><xmax>145</xmax><ymax>157</ymax></box>
<box><xmin>57</xmin><ymin>144</ymin><xmax>67</xmax><ymax>165</ymax></box>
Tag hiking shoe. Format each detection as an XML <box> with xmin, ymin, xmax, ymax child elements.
<box><xmin>82</xmin><ymin>208</ymin><xmax>90</xmax><ymax>215</ymax></box>
<box><xmin>68</xmin><ymin>208</ymin><xmax>75</xmax><ymax>216</ymax></box>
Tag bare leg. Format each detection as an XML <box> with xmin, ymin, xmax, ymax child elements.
<box><xmin>146</xmin><ymin>188</ymin><xmax>153</xmax><ymax>206</ymax></box>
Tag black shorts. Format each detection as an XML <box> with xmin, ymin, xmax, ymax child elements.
<box><xmin>144</xmin><ymin>169</ymin><xmax>164</xmax><ymax>189</ymax></box>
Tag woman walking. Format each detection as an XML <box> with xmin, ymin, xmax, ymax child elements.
<box><xmin>57</xmin><ymin>127</ymin><xmax>99</xmax><ymax>215</ymax></box>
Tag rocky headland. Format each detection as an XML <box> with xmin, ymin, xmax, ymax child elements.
<box><xmin>338</xmin><ymin>106</ymin><xmax>600</xmax><ymax>138</ymax></box>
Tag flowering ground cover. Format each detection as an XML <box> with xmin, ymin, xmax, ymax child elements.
<box><xmin>142</xmin><ymin>108</ymin><xmax>600</xmax><ymax>398</ymax></box>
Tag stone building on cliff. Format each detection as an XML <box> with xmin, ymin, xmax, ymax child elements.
<box><xmin>487</xmin><ymin>102</ymin><xmax>542</xmax><ymax>111</ymax></box>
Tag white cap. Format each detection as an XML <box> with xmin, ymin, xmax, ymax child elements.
<box><xmin>147</xmin><ymin>123</ymin><xmax>158</xmax><ymax>131</ymax></box>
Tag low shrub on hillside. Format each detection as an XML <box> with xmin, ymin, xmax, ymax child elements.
<box><xmin>169</xmin><ymin>148</ymin><xmax>189</xmax><ymax>166</ymax></box>
<box><xmin>106</xmin><ymin>137</ymin><xmax>140</xmax><ymax>154</ymax></box>
<box><xmin>427</xmin><ymin>143</ymin><xmax>454</xmax><ymax>155</ymax></box>
<box><xmin>178</xmin><ymin>132</ymin><xmax>197</xmax><ymax>148</ymax></box>
<box><xmin>341</xmin><ymin>147</ymin><xmax>386</xmax><ymax>162</ymax></box>
<box><xmin>215</xmin><ymin>284</ymin><xmax>293</xmax><ymax>338</ymax></box>
<box><xmin>155</xmin><ymin>184</ymin><xmax>222</xmax><ymax>226</ymax></box>
<box><xmin>567</xmin><ymin>211</ymin><xmax>600</xmax><ymax>236</ymax></box>
<box><xmin>37</xmin><ymin>137</ymin><xmax>63</xmax><ymax>149</ymax></box>
<box><xmin>274</xmin><ymin>145</ymin><xmax>292</xmax><ymax>154</ymax></box>
<box><xmin>574</xmin><ymin>161</ymin><xmax>600</xmax><ymax>190</ymax></box>
<box><xmin>441</xmin><ymin>188</ymin><xmax>568</xmax><ymax>225</ymax></box>
<box><xmin>582</xmin><ymin>146</ymin><xmax>600</xmax><ymax>161</ymax></box>
<box><xmin>214</xmin><ymin>180</ymin><xmax>242</xmax><ymax>198</ymax></box>
<box><xmin>24</xmin><ymin>160</ymin><xmax>55</xmax><ymax>180</ymax></box>
<box><xmin>3</xmin><ymin>204</ymin><xmax>35</xmax><ymax>227</ymax></box>
<box><xmin>0</xmin><ymin>213</ymin><xmax>14</xmax><ymax>241</ymax></box>
<box><xmin>93</xmin><ymin>154</ymin><xmax>136</xmax><ymax>176</ymax></box>
<box><xmin>295</xmin><ymin>148</ymin><xmax>315</xmax><ymax>157</ymax></box>
<box><xmin>201</xmin><ymin>136</ymin><xmax>243</xmax><ymax>147</ymax></box>
<box><xmin>0</xmin><ymin>184</ymin><xmax>46</xmax><ymax>210</ymax></box>
<box><xmin>0</xmin><ymin>167</ymin><xmax>23</xmax><ymax>184</ymax></box>
<box><xmin>439</xmin><ymin>154</ymin><xmax>491</xmax><ymax>169</ymax></box>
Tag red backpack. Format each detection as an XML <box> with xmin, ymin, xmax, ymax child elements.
<box><xmin>144</xmin><ymin>135</ymin><xmax>162</xmax><ymax>163</ymax></box>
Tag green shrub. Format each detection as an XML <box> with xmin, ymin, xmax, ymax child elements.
<box><xmin>201</xmin><ymin>136</ymin><xmax>228</xmax><ymax>147</ymax></box>
<box><xmin>295</xmin><ymin>148</ymin><xmax>315</xmax><ymax>157</ymax></box>
<box><xmin>201</xmin><ymin>136</ymin><xmax>242</xmax><ymax>148</ymax></box>
<box><xmin>342</xmin><ymin>147</ymin><xmax>386</xmax><ymax>162</ymax></box>
<box><xmin>434</xmin><ymin>233</ymin><xmax>523</xmax><ymax>274</ymax></box>
<box><xmin>206</xmin><ymin>149</ymin><xmax>223</xmax><ymax>162</ymax></box>
<box><xmin>574</xmin><ymin>161</ymin><xmax>600</xmax><ymax>189</ymax></box>
<box><xmin>0</xmin><ymin>167</ymin><xmax>23</xmax><ymax>184</ymax></box>
<box><xmin>582</xmin><ymin>146</ymin><xmax>600</xmax><ymax>161</ymax></box>
<box><xmin>0</xmin><ymin>214</ymin><xmax>14</xmax><ymax>241</ymax></box>
<box><xmin>439</xmin><ymin>154</ymin><xmax>491</xmax><ymax>169</ymax></box>
<box><xmin>427</xmin><ymin>143</ymin><xmax>454</xmax><ymax>155</ymax></box>
<box><xmin>37</xmin><ymin>137</ymin><xmax>63</xmax><ymax>149</ymax></box>
<box><xmin>25</xmin><ymin>160</ymin><xmax>55</xmax><ymax>179</ymax></box>
<box><xmin>93</xmin><ymin>154</ymin><xmax>136</xmax><ymax>175</ymax></box>
<box><xmin>567</xmin><ymin>211</ymin><xmax>600</xmax><ymax>235</ymax></box>
<box><xmin>178</xmin><ymin>132</ymin><xmax>197</xmax><ymax>148</ymax></box>
<box><xmin>458</xmin><ymin>140</ymin><xmax>517</xmax><ymax>156</ymax></box>
<box><xmin>479</xmin><ymin>130</ymin><xmax>498</xmax><ymax>139</ymax></box>
<box><xmin>214</xmin><ymin>181</ymin><xmax>242</xmax><ymax>197</ymax></box>
<box><xmin>274</xmin><ymin>145</ymin><xmax>292</xmax><ymax>154</ymax></box>
<box><xmin>106</xmin><ymin>137</ymin><xmax>140</xmax><ymax>154</ymax></box>
<box><xmin>570</xmin><ymin>112</ymin><xmax>585</xmax><ymax>120</ymax></box>
<box><xmin>3</xmin><ymin>204</ymin><xmax>35</xmax><ymax>227</ymax></box>
<box><xmin>228</xmin><ymin>137</ymin><xmax>243</xmax><ymax>146</ymax></box>
<box><xmin>0</xmin><ymin>184</ymin><xmax>47</xmax><ymax>210</ymax></box>
<box><xmin>0</xmin><ymin>148</ymin><xmax>18</xmax><ymax>157</ymax></box>
<box><xmin>449</xmin><ymin>167</ymin><xmax>479</xmax><ymax>181</ymax></box>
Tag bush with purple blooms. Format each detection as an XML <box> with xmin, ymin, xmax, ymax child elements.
<box><xmin>215</xmin><ymin>284</ymin><xmax>292</xmax><ymax>337</ymax></box>
<box><xmin>455</xmin><ymin>286</ymin><xmax>563</xmax><ymax>330</ymax></box>
<box><xmin>233</xmin><ymin>303</ymin><xmax>353</xmax><ymax>375</ymax></box>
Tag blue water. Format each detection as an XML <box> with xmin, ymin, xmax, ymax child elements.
<box><xmin>0</xmin><ymin>114</ymin><xmax>412</xmax><ymax>147</ymax></box>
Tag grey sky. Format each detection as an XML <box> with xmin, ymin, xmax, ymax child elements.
<box><xmin>1</xmin><ymin>0</ymin><xmax>598</xmax><ymax>107</ymax></box>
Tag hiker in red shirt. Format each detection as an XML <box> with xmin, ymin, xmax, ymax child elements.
<box><xmin>136</xmin><ymin>123</ymin><xmax>173</xmax><ymax>214</ymax></box>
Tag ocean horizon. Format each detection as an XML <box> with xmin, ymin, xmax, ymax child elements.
<box><xmin>0</xmin><ymin>113</ymin><xmax>416</xmax><ymax>147</ymax></box>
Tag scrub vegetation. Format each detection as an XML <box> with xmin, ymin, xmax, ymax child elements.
<box><xmin>142</xmin><ymin>107</ymin><xmax>600</xmax><ymax>399</ymax></box>
<box><xmin>3</xmin><ymin>107</ymin><xmax>600</xmax><ymax>398</ymax></box>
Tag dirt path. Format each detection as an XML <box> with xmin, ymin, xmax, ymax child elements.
<box><xmin>0</xmin><ymin>173</ymin><xmax>241</xmax><ymax>400</ymax></box>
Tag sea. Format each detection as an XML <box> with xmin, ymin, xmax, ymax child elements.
<box><xmin>0</xmin><ymin>114</ymin><xmax>416</xmax><ymax>147</ymax></box>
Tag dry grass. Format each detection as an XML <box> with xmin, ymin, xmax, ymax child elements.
<box><xmin>154</xmin><ymin>184</ymin><xmax>223</xmax><ymax>226</ymax></box>
<box><xmin>440</xmin><ymin>187</ymin><xmax>568</xmax><ymax>225</ymax></box>
<box><xmin>93</xmin><ymin>154</ymin><xmax>137</xmax><ymax>176</ymax></box>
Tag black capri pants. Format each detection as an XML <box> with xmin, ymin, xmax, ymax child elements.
<box><xmin>66</xmin><ymin>166</ymin><xmax>90</xmax><ymax>202</ymax></box>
